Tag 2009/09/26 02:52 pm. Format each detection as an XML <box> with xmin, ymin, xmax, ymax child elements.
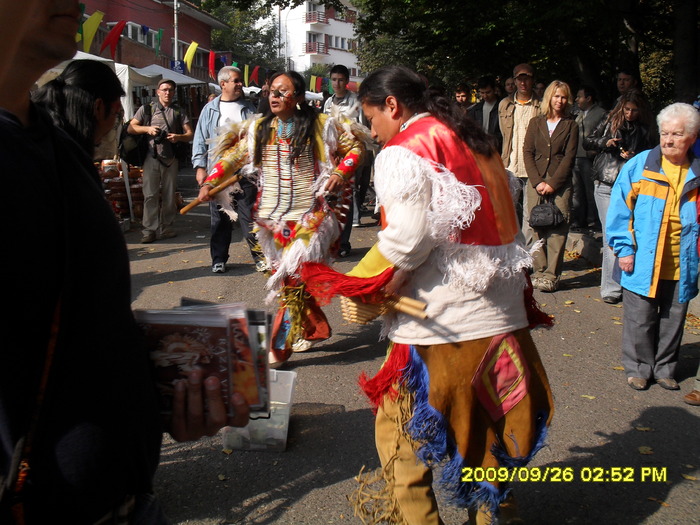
<box><xmin>460</xmin><ymin>466</ymin><xmax>668</xmax><ymax>483</ymax></box>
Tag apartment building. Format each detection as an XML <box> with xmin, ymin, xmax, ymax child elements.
<box><xmin>277</xmin><ymin>0</ymin><xmax>363</xmax><ymax>84</ymax></box>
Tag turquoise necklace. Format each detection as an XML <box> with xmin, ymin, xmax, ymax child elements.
<box><xmin>277</xmin><ymin>118</ymin><xmax>295</xmax><ymax>140</ymax></box>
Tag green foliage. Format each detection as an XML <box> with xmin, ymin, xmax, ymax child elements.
<box><xmin>352</xmin><ymin>0</ymin><xmax>698</xmax><ymax>110</ymax></box>
<box><xmin>304</xmin><ymin>63</ymin><xmax>331</xmax><ymax>79</ymax></box>
<box><xmin>203</xmin><ymin>0</ymin><xmax>284</xmax><ymax>70</ymax></box>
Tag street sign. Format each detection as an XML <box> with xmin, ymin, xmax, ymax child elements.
<box><xmin>171</xmin><ymin>60</ymin><xmax>184</xmax><ymax>74</ymax></box>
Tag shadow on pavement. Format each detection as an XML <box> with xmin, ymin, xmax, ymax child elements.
<box><xmin>515</xmin><ymin>406</ymin><xmax>700</xmax><ymax>524</ymax></box>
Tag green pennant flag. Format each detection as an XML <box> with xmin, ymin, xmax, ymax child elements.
<box><xmin>155</xmin><ymin>29</ymin><xmax>163</xmax><ymax>57</ymax></box>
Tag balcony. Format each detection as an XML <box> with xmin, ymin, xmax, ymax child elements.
<box><xmin>304</xmin><ymin>12</ymin><xmax>328</xmax><ymax>25</ymax></box>
<box><xmin>304</xmin><ymin>42</ymin><xmax>328</xmax><ymax>54</ymax></box>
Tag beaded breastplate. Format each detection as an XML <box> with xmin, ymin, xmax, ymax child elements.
<box><xmin>258</xmin><ymin>141</ymin><xmax>316</xmax><ymax>223</ymax></box>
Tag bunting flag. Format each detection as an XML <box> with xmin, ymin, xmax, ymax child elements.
<box><xmin>99</xmin><ymin>20</ymin><xmax>126</xmax><ymax>59</ymax></box>
<box><xmin>81</xmin><ymin>11</ymin><xmax>103</xmax><ymax>52</ymax></box>
<box><xmin>183</xmin><ymin>41</ymin><xmax>199</xmax><ymax>72</ymax></box>
<box><xmin>249</xmin><ymin>65</ymin><xmax>259</xmax><ymax>86</ymax></box>
<box><xmin>208</xmin><ymin>50</ymin><xmax>216</xmax><ymax>80</ymax></box>
<box><xmin>310</xmin><ymin>75</ymin><xmax>317</xmax><ymax>92</ymax></box>
<box><xmin>76</xmin><ymin>3</ymin><xmax>86</xmax><ymax>42</ymax></box>
<box><xmin>245</xmin><ymin>64</ymin><xmax>251</xmax><ymax>86</ymax></box>
<box><xmin>315</xmin><ymin>76</ymin><xmax>322</xmax><ymax>93</ymax></box>
<box><xmin>141</xmin><ymin>25</ymin><xmax>150</xmax><ymax>37</ymax></box>
<box><xmin>155</xmin><ymin>29</ymin><xmax>163</xmax><ymax>57</ymax></box>
<box><xmin>221</xmin><ymin>56</ymin><xmax>228</xmax><ymax>66</ymax></box>
<box><xmin>328</xmin><ymin>81</ymin><xmax>334</xmax><ymax>95</ymax></box>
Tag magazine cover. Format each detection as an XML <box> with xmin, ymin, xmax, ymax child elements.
<box><xmin>247</xmin><ymin>310</ymin><xmax>272</xmax><ymax>415</ymax></box>
<box><xmin>177</xmin><ymin>301</ymin><xmax>268</xmax><ymax>411</ymax></box>
<box><xmin>134</xmin><ymin>309</ymin><xmax>233</xmax><ymax>416</ymax></box>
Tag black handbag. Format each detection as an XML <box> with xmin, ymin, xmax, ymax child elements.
<box><xmin>529</xmin><ymin>196</ymin><xmax>564</xmax><ymax>229</ymax></box>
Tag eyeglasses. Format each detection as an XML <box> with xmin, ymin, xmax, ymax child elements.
<box><xmin>269</xmin><ymin>89</ymin><xmax>293</xmax><ymax>99</ymax></box>
<box><xmin>159</xmin><ymin>88</ymin><xmax>175</xmax><ymax>93</ymax></box>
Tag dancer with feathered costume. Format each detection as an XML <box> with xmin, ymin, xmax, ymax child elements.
<box><xmin>197</xmin><ymin>71</ymin><xmax>368</xmax><ymax>365</ymax></box>
<box><xmin>301</xmin><ymin>67</ymin><xmax>554</xmax><ymax>525</ymax></box>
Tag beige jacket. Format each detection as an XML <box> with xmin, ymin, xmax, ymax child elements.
<box><xmin>498</xmin><ymin>94</ymin><xmax>541</xmax><ymax>166</ymax></box>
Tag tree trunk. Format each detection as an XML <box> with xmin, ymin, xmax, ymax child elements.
<box><xmin>673</xmin><ymin>0</ymin><xmax>699</xmax><ymax>103</ymax></box>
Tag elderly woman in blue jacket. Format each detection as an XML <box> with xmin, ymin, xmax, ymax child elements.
<box><xmin>607</xmin><ymin>102</ymin><xmax>700</xmax><ymax>391</ymax></box>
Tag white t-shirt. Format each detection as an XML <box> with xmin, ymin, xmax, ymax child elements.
<box><xmin>218</xmin><ymin>99</ymin><xmax>252</xmax><ymax>126</ymax></box>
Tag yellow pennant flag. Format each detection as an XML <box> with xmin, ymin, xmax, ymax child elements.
<box><xmin>183</xmin><ymin>41</ymin><xmax>199</xmax><ymax>72</ymax></box>
<box><xmin>82</xmin><ymin>11</ymin><xmax>104</xmax><ymax>52</ymax></box>
<box><xmin>310</xmin><ymin>75</ymin><xmax>317</xmax><ymax>92</ymax></box>
<box><xmin>244</xmin><ymin>64</ymin><xmax>249</xmax><ymax>86</ymax></box>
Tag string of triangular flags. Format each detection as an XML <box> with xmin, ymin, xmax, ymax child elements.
<box><xmin>76</xmin><ymin>8</ymin><xmax>342</xmax><ymax>93</ymax></box>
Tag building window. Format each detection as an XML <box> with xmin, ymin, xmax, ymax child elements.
<box><xmin>123</xmin><ymin>21</ymin><xmax>157</xmax><ymax>49</ymax></box>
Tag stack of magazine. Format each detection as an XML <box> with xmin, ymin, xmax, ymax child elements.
<box><xmin>134</xmin><ymin>301</ymin><xmax>271</xmax><ymax>417</ymax></box>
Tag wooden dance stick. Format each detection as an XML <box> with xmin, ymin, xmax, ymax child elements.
<box><xmin>179</xmin><ymin>174</ymin><xmax>241</xmax><ymax>215</ymax></box>
<box><xmin>386</xmin><ymin>296</ymin><xmax>428</xmax><ymax>319</ymax></box>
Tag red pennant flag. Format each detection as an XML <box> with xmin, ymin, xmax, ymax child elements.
<box><xmin>100</xmin><ymin>20</ymin><xmax>126</xmax><ymax>60</ymax></box>
<box><xmin>249</xmin><ymin>65</ymin><xmax>259</xmax><ymax>85</ymax></box>
<box><xmin>208</xmin><ymin>50</ymin><xmax>216</xmax><ymax>80</ymax></box>
<box><xmin>315</xmin><ymin>76</ymin><xmax>322</xmax><ymax>92</ymax></box>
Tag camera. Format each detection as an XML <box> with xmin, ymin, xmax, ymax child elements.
<box><xmin>153</xmin><ymin>128</ymin><xmax>168</xmax><ymax>145</ymax></box>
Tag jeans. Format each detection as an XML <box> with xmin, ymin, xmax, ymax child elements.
<box><xmin>572</xmin><ymin>157</ymin><xmax>599</xmax><ymax>227</ymax></box>
<box><xmin>594</xmin><ymin>180</ymin><xmax>623</xmax><ymax>299</ymax></box>
<box><xmin>209</xmin><ymin>177</ymin><xmax>262</xmax><ymax>265</ymax></box>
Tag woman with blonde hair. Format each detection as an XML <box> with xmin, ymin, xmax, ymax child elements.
<box><xmin>523</xmin><ymin>80</ymin><xmax>579</xmax><ymax>292</ymax></box>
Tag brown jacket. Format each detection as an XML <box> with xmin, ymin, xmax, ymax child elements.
<box><xmin>523</xmin><ymin>115</ymin><xmax>578</xmax><ymax>191</ymax></box>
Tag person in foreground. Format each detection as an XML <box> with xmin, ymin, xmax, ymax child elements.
<box><xmin>0</xmin><ymin>2</ymin><xmax>248</xmax><ymax>523</ymax></box>
<box><xmin>196</xmin><ymin>70</ymin><xmax>366</xmax><ymax>366</ymax></box>
<box><xmin>332</xmin><ymin>66</ymin><xmax>554</xmax><ymax>525</ymax></box>
<box><xmin>606</xmin><ymin>102</ymin><xmax>700</xmax><ymax>391</ymax></box>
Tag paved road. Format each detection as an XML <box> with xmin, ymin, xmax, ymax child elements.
<box><xmin>126</xmin><ymin>171</ymin><xmax>699</xmax><ymax>524</ymax></box>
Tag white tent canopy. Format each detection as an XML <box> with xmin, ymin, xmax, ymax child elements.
<box><xmin>36</xmin><ymin>51</ymin><xmax>115</xmax><ymax>86</ymax></box>
<box><xmin>305</xmin><ymin>91</ymin><xmax>323</xmax><ymax>101</ymax></box>
<box><xmin>133</xmin><ymin>64</ymin><xmax>206</xmax><ymax>87</ymax></box>
<box><xmin>115</xmin><ymin>64</ymin><xmax>162</xmax><ymax>121</ymax></box>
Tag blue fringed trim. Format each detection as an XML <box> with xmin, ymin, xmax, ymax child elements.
<box><xmin>404</xmin><ymin>346</ymin><xmax>452</xmax><ymax>464</ymax></box>
<box><xmin>402</xmin><ymin>347</ymin><xmax>508</xmax><ymax>515</ymax></box>
<box><xmin>490</xmin><ymin>409</ymin><xmax>550</xmax><ymax>468</ymax></box>
<box><xmin>400</xmin><ymin>347</ymin><xmax>550</xmax><ymax>517</ymax></box>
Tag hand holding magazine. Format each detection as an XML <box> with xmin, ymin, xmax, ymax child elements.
<box><xmin>135</xmin><ymin>303</ymin><xmax>270</xmax><ymax>420</ymax></box>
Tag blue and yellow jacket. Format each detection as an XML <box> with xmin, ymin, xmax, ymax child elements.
<box><xmin>607</xmin><ymin>145</ymin><xmax>700</xmax><ymax>303</ymax></box>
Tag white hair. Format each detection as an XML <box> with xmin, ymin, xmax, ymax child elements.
<box><xmin>657</xmin><ymin>102</ymin><xmax>700</xmax><ymax>136</ymax></box>
<box><xmin>217</xmin><ymin>66</ymin><xmax>242</xmax><ymax>85</ymax></box>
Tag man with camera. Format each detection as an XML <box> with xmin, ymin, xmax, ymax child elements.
<box><xmin>128</xmin><ymin>79</ymin><xmax>193</xmax><ymax>243</ymax></box>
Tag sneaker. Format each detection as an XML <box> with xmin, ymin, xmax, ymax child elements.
<box><xmin>212</xmin><ymin>262</ymin><xmax>226</xmax><ymax>273</ymax></box>
<box><xmin>158</xmin><ymin>230</ymin><xmax>177</xmax><ymax>240</ymax></box>
<box><xmin>255</xmin><ymin>260</ymin><xmax>269</xmax><ymax>273</ymax></box>
<box><xmin>338</xmin><ymin>248</ymin><xmax>350</xmax><ymax>258</ymax></box>
<box><xmin>141</xmin><ymin>232</ymin><xmax>156</xmax><ymax>244</ymax></box>
<box><xmin>292</xmin><ymin>339</ymin><xmax>314</xmax><ymax>352</ymax></box>
<box><xmin>352</xmin><ymin>221</ymin><xmax>361</xmax><ymax>227</ymax></box>
<box><xmin>538</xmin><ymin>279</ymin><xmax>558</xmax><ymax>293</ymax></box>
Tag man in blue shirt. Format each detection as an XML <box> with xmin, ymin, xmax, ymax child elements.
<box><xmin>192</xmin><ymin>66</ymin><xmax>264</xmax><ymax>273</ymax></box>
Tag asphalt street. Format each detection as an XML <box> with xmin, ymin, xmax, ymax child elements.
<box><xmin>125</xmin><ymin>169</ymin><xmax>700</xmax><ymax>525</ymax></box>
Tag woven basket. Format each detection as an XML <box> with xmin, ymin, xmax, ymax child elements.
<box><xmin>340</xmin><ymin>296</ymin><xmax>387</xmax><ymax>325</ymax></box>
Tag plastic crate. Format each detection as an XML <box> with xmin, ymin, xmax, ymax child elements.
<box><xmin>222</xmin><ymin>369</ymin><xmax>297</xmax><ymax>452</ymax></box>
